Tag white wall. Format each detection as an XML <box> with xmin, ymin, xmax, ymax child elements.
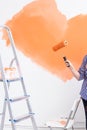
<box><xmin>0</xmin><ymin>0</ymin><xmax>87</xmax><ymax>127</ymax></box>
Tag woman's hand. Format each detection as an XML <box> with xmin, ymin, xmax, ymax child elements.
<box><xmin>63</xmin><ymin>56</ymin><xmax>71</xmax><ymax>67</ymax></box>
<box><xmin>63</xmin><ymin>56</ymin><xmax>80</xmax><ymax>80</ymax></box>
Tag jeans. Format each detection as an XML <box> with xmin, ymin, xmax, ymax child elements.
<box><xmin>82</xmin><ymin>98</ymin><xmax>87</xmax><ymax>130</ymax></box>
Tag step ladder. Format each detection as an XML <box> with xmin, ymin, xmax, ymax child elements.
<box><xmin>0</xmin><ymin>25</ymin><xmax>38</xmax><ymax>130</ymax></box>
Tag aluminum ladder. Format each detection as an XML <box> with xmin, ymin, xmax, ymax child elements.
<box><xmin>0</xmin><ymin>25</ymin><xmax>38</xmax><ymax>130</ymax></box>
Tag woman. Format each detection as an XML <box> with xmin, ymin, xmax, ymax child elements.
<box><xmin>64</xmin><ymin>55</ymin><xmax>87</xmax><ymax>130</ymax></box>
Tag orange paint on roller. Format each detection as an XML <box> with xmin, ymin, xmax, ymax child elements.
<box><xmin>52</xmin><ymin>40</ymin><xmax>68</xmax><ymax>51</ymax></box>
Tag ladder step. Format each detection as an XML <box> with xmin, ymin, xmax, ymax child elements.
<box><xmin>0</xmin><ymin>77</ymin><xmax>21</xmax><ymax>82</ymax></box>
<box><xmin>9</xmin><ymin>113</ymin><xmax>34</xmax><ymax>123</ymax></box>
<box><xmin>9</xmin><ymin>95</ymin><xmax>30</xmax><ymax>102</ymax></box>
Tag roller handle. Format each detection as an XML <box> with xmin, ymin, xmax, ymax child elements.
<box><xmin>63</xmin><ymin>56</ymin><xmax>70</xmax><ymax>67</ymax></box>
<box><xmin>63</xmin><ymin>56</ymin><xmax>67</xmax><ymax>61</ymax></box>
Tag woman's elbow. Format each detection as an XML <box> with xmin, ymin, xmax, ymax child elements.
<box><xmin>75</xmin><ymin>76</ymin><xmax>80</xmax><ymax>81</ymax></box>
<box><xmin>77</xmin><ymin>75</ymin><xmax>83</xmax><ymax>81</ymax></box>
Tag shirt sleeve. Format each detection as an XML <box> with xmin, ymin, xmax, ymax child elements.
<box><xmin>78</xmin><ymin>55</ymin><xmax>87</xmax><ymax>80</ymax></box>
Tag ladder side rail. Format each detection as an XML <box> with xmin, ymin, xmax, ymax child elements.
<box><xmin>0</xmin><ymin>98</ymin><xmax>7</xmax><ymax>130</ymax></box>
<box><xmin>0</xmin><ymin>25</ymin><xmax>22</xmax><ymax>78</ymax></box>
<box><xmin>0</xmin><ymin>55</ymin><xmax>16</xmax><ymax>130</ymax></box>
<box><xmin>1</xmin><ymin>82</ymin><xmax>11</xmax><ymax>130</ymax></box>
<box><xmin>21</xmin><ymin>78</ymin><xmax>32</xmax><ymax>111</ymax></box>
<box><xmin>7</xmin><ymin>28</ymin><xmax>22</xmax><ymax>78</ymax></box>
<box><xmin>21</xmin><ymin>78</ymin><xmax>38</xmax><ymax>130</ymax></box>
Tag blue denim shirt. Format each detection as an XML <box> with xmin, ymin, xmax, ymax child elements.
<box><xmin>78</xmin><ymin>55</ymin><xmax>87</xmax><ymax>100</ymax></box>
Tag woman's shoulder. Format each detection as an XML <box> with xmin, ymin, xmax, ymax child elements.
<box><xmin>83</xmin><ymin>55</ymin><xmax>87</xmax><ymax>63</ymax></box>
<box><xmin>83</xmin><ymin>55</ymin><xmax>87</xmax><ymax>59</ymax></box>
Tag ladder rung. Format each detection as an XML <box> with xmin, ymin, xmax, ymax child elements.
<box><xmin>9</xmin><ymin>113</ymin><xmax>34</xmax><ymax>123</ymax></box>
<box><xmin>9</xmin><ymin>95</ymin><xmax>30</xmax><ymax>102</ymax></box>
<box><xmin>0</xmin><ymin>77</ymin><xmax>21</xmax><ymax>82</ymax></box>
<box><xmin>7</xmin><ymin>78</ymin><xmax>21</xmax><ymax>82</ymax></box>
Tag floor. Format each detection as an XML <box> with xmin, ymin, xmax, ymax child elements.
<box><xmin>1</xmin><ymin>122</ymin><xmax>86</xmax><ymax>130</ymax></box>
<box><xmin>2</xmin><ymin>125</ymin><xmax>86</xmax><ymax>130</ymax></box>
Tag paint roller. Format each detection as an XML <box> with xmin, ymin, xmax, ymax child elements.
<box><xmin>52</xmin><ymin>40</ymin><xmax>70</xmax><ymax>67</ymax></box>
<box><xmin>52</xmin><ymin>40</ymin><xmax>68</xmax><ymax>51</ymax></box>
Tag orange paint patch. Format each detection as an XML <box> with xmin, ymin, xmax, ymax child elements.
<box><xmin>59</xmin><ymin>120</ymin><xmax>66</xmax><ymax>125</ymax></box>
<box><xmin>2</xmin><ymin>0</ymin><xmax>87</xmax><ymax>81</ymax></box>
